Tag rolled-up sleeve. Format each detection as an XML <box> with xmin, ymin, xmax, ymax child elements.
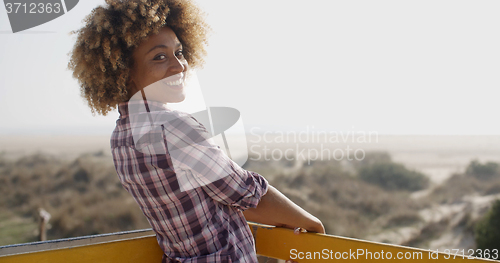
<box><xmin>194</xmin><ymin>152</ymin><xmax>268</xmax><ymax>210</ymax></box>
<box><xmin>159</xmin><ymin>110</ymin><xmax>268</xmax><ymax>210</ymax></box>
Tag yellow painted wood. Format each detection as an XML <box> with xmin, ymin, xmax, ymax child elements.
<box><xmin>0</xmin><ymin>236</ymin><xmax>163</xmax><ymax>263</ymax></box>
<box><xmin>250</xmin><ymin>223</ymin><xmax>495</xmax><ymax>262</ymax></box>
<box><xmin>1</xmin><ymin>223</ymin><xmax>496</xmax><ymax>262</ymax></box>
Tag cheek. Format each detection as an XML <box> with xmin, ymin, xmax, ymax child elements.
<box><xmin>151</xmin><ymin>67</ymin><xmax>166</xmax><ymax>80</ymax></box>
<box><xmin>150</xmin><ymin>64</ymin><xmax>170</xmax><ymax>80</ymax></box>
<box><xmin>137</xmin><ymin>65</ymin><xmax>166</xmax><ymax>88</ymax></box>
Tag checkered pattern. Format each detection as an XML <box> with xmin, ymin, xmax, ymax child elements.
<box><xmin>110</xmin><ymin>99</ymin><xmax>268</xmax><ymax>262</ymax></box>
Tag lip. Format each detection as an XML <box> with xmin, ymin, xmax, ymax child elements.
<box><xmin>162</xmin><ymin>73</ymin><xmax>185</xmax><ymax>90</ymax></box>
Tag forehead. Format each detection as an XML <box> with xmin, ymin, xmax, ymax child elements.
<box><xmin>134</xmin><ymin>27</ymin><xmax>181</xmax><ymax>53</ymax></box>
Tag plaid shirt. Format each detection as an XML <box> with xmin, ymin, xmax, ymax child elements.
<box><xmin>110</xmin><ymin>99</ymin><xmax>268</xmax><ymax>263</ymax></box>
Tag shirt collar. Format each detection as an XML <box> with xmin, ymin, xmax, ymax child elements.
<box><xmin>118</xmin><ymin>99</ymin><xmax>170</xmax><ymax>118</ymax></box>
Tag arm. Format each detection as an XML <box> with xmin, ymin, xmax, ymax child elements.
<box><xmin>159</xmin><ymin>112</ymin><xmax>323</xmax><ymax>232</ymax></box>
<box><xmin>160</xmin><ymin>112</ymin><xmax>268</xmax><ymax>209</ymax></box>
<box><xmin>243</xmin><ymin>185</ymin><xmax>325</xmax><ymax>234</ymax></box>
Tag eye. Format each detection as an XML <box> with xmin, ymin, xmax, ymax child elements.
<box><xmin>175</xmin><ymin>50</ymin><xmax>184</xmax><ymax>58</ymax></box>
<box><xmin>153</xmin><ymin>54</ymin><xmax>166</xmax><ymax>61</ymax></box>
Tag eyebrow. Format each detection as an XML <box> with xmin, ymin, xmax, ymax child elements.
<box><xmin>146</xmin><ymin>42</ymin><xmax>182</xmax><ymax>54</ymax></box>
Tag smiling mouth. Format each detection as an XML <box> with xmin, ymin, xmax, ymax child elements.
<box><xmin>166</xmin><ymin>78</ymin><xmax>184</xmax><ymax>86</ymax></box>
<box><xmin>163</xmin><ymin>73</ymin><xmax>185</xmax><ymax>86</ymax></box>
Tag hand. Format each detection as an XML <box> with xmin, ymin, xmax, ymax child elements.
<box><xmin>294</xmin><ymin>227</ymin><xmax>307</xmax><ymax>235</ymax></box>
<box><xmin>284</xmin><ymin>218</ymin><xmax>325</xmax><ymax>234</ymax></box>
<box><xmin>283</xmin><ymin>228</ymin><xmax>307</xmax><ymax>263</ymax></box>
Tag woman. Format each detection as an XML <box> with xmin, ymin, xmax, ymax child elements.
<box><xmin>68</xmin><ymin>0</ymin><xmax>324</xmax><ymax>262</ymax></box>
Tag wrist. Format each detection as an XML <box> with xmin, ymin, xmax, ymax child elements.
<box><xmin>304</xmin><ymin>217</ymin><xmax>325</xmax><ymax>234</ymax></box>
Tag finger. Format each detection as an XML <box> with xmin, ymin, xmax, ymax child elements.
<box><xmin>294</xmin><ymin>227</ymin><xmax>307</xmax><ymax>235</ymax></box>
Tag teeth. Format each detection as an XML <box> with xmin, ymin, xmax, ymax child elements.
<box><xmin>166</xmin><ymin>79</ymin><xmax>183</xmax><ymax>86</ymax></box>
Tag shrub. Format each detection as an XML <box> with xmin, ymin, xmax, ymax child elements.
<box><xmin>475</xmin><ymin>199</ymin><xmax>500</xmax><ymax>253</ymax></box>
<box><xmin>353</xmin><ymin>151</ymin><xmax>392</xmax><ymax>170</ymax></box>
<box><xmin>359</xmin><ymin>162</ymin><xmax>429</xmax><ymax>191</ymax></box>
<box><xmin>0</xmin><ymin>152</ymin><xmax>151</xmax><ymax>246</ymax></box>
<box><xmin>466</xmin><ymin>160</ymin><xmax>499</xmax><ymax>180</ymax></box>
<box><xmin>384</xmin><ymin>210</ymin><xmax>421</xmax><ymax>228</ymax></box>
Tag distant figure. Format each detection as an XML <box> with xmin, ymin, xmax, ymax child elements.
<box><xmin>38</xmin><ymin>208</ymin><xmax>51</xmax><ymax>241</ymax></box>
<box><xmin>68</xmin><ymin>0</ymin><xmax>325</xmax><ymax>262</ymax></box>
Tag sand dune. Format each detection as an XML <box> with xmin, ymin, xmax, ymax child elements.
<box><xmin>1</xmin><ymin>134</ymin><xmax>499</xmax><ymax>185</ymax></box>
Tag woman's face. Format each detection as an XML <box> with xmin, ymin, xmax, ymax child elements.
<box><xmin>127</xmin><ymin>26</ymin><xmax>188</xmax><ymax>103</ymax></box>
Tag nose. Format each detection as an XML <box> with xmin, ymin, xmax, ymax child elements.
<box><xmin>169</xmin><ymin>56</ymin><xmax>187</xmax><ymax>75</ymax></box>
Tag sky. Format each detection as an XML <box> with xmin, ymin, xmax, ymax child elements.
<box><xmin>0</xmin><ymin>0</ymin><xmax>499</xmax><ymax>135</ymax></box>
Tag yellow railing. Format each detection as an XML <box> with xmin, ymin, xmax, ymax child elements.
<box><xmin>0</xmin><ymin>223</ymin><xmax>496</xmax><ymax>262</ymax></box>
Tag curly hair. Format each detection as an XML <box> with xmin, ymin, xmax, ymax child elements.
<box><xmin>68</xmin><ymin>0</ymin><xmax>209</xmax><ymax>116</ymax></box>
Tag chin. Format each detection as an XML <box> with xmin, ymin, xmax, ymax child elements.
<box><xmin>167</xmin><ymin>93</ymin><xmax>186</xmax><ymax>103</ymax></box>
